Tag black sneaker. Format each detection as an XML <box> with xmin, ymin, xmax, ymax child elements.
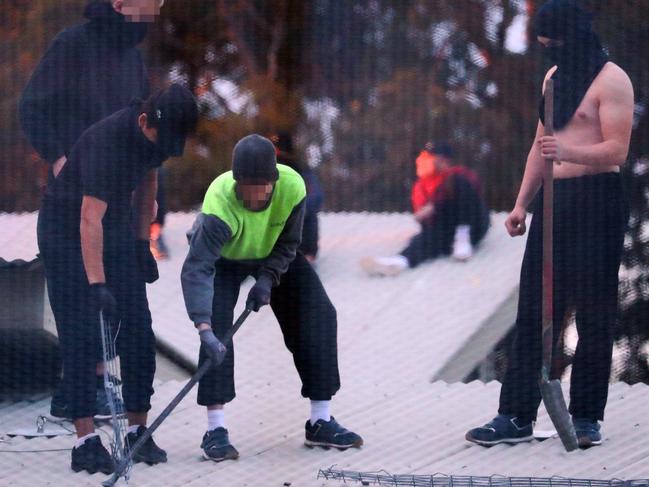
<box><xmin>304</xmin><ymin>417</ymin><xmax>363</xmax><ymax>450</ymax></box>
<box><xmin>573</xmin><ymin>418</ymin><xmax>602</xmax><ymax>448</ymax></box>
<box><xmin>465</xmin><ymin>414</ymin><xmax>534</xmax><ymax>447</ymax></box>
<box><xmin>125</xmin><ymin>425</ymin><xmax>168</xmax><ymax>465</ymax></box>
<box><xmin>200</xmin><ymin>428</ymin><xmax>239</xmax><ymax>462</ymax></box>
<box><xmin>71</xmin><ymin>435</ymin><xmax>115</xmax><ymax>474</ymax></box>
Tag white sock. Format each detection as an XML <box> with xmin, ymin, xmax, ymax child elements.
<box><xmin>310</xmin><ymin>400</ymin><xmax>331</xmax><ymax>426</ymax></box>
<box><xmin>127</xmin><ymin>425</ymin><xmax>142</xmax><ymax>435</ymax></box>
<box><xmin>207</xmin><ymin>409</ymin><xmax>225</xmax><ymax>431</ymax></box>
<box><xmin>75</xmin><ymin>432</ymin><xmax>98</xmax><ymax>449</ymax></box>
<box><xmin>377</xmin><ymin>255</ymin><xmax>409</xmax><ymax>269</ymax></box>
<box><xmin>455</xmin><ymin>225</ymin><xmax>471</xmax><ymax>240</ymax></box>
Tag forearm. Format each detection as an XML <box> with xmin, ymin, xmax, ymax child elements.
<box><xmin>133</xmin><ymin>169</ymin><xmax>158</xmax><ymax>240</ymax></box>
<box><xmin>515</xmin><ymin>148</ymin><xmax>544</xmax><ymax>211</ymax></box>
<box><xmin>81</xmin><ymin>217</ymin><xmax>105</xmax><ymax>284</ymax></box>
<box><xmin>181</xmin><ymin>214</ymin><xmax>231</xmax><ymax>325</ymax></box>
<box><xmin>563</xmin><ymin>140</ymin><xmax>628</xmax><ymax>167</ymax></box>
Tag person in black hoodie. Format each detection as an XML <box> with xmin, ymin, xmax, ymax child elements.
<box><xmin>19</xmin><ymin>0</ymin><xmax>161</xmax><ymax>422</ymax></box>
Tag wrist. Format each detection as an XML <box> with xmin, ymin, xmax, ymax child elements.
<box><xmin>196</xmin><ymin>322</ymin><xmax>212</xmax><ymax>332</ymax></box>
<box><xmin>256</xmin><ymin>272</ymin><xmax>274</xmax><ymax>288</ymax></box>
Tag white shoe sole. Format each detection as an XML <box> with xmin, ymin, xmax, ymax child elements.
<box><xmin>304</xmin><ymin>438</ymin><xmax>363</xmax><ymax>450</ymax></box>
<box><xmin>202</xmin><ymin>450</ymin><xmax>239</xmax><ymax>462</ymax></box>
<box><xmin>359</xmin><ymin>257</ymin><xmax>403</xmax><ymax>277</ymax></box>
<box><xmin>465</xmin><ymin>433</ymin><xmax>534</xmax><ymax>447</ymax></box>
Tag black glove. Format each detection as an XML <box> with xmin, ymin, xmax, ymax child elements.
<box><xmin>90</xmin><ymin>283</ymin><xmax>117</xmax><ymax>320</ymax></box>
<box><xmin>136</xmin><ymin>239</ymin><xmax>159</xmax><ymax>283</ymax></box>
<box><xmin>199</xmin><ymin>329</ymin><xmax>228</xmax><ymax>366</ymax></box>
<box><xmin>246</xmin><ymin>274</ymin><xmax>273</xmax><ymax>312</ymax></box>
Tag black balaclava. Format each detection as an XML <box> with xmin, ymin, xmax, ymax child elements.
<box><xmin>84</xmin><ymin>1</ymin><xmax>149</xmax><ymax>49</ymax></box>
<box><xmin>535</xmin><ymin>0</ymin><xmax>608</xmax><ymax>129</ymax></box>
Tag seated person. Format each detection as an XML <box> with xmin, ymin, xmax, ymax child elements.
<box><xmin>361</xmin><ymin>142</ymin><xmax>490</xmax><ymax>276</ymax></box>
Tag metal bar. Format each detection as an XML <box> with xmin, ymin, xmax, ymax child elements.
<box><xmin>102</xmin><ymin>308</ymin><xmax>252</xmax><ymax>486</ymax></box>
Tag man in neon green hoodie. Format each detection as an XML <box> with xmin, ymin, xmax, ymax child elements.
<box><xmin>181</xmin><ymin>134</ymin><xmax>363</xmax><ymax>462</ymax></box>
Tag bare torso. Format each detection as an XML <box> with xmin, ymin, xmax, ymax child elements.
<box><xmin>552</xmin><ymin>62</ymin><xmax>620</xmax><ymax>178</ymax></box>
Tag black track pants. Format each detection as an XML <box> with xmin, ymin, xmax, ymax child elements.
<box><xmin>197</xmin><ymin>253</ymin><xmax>340</xmax><ymax>405</ymax></box>
<box><xmin>499</xmin><ymin>173</ymin><xmax>628</xmax><ymax>422</ymax></box>
<box><xmin>401</xmin><ymin>174</ymin><xmax>489</xmax><ymax>267</ymax></box>
<box><xmin>38</xmin><ymin>197</ymin><xmax>156</xmax><ymax>419</ymax></box>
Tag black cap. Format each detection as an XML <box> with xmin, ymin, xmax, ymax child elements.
<box><xmin>152</xmin><ymin>84</ymin><xmax>198</xmax><ymax>157</ymax></box>
<box><xmin>232</xmin><ymin>135</ymin><xmax>279</xmax><ymax>183</ymax></box>
<box><xmin>423</xmin><ymin>141</ymin><xmax>454</xmax><ymax>159</ymax></box>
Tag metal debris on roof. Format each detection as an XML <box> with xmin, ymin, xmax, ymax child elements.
<box><xmin>317</xmin><ymin>469</ymin><xmax>648</xmax><ymax>487</ymax></box>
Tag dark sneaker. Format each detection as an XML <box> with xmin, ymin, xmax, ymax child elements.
<box><xmin>125</xmin><ymin>425</ymin><xmax>168</xmax><ymax>465</ymax></box>
<box><xmin>201</xmin><ymin>428</ymin><xmax>239</xmax><ymax>462</ymax></box>
<box><xmin>71</xmin><ymin>435</ymin><xmax>115</xmax><ymax>474</ymax></box>
<box><xmin>573</xmin><ymin>418</ymin><xmax>601</xmax><ymax>448</ymax></box>
<box><xmin>95</xmin><ymin>387</ymin><xmax>126</xmax><ymax>421</ymax></box>
<box><xmin>304</xmin><ymin>417</ymin><xmax>363</xmax><ymax>450</ymax></box>
<box><xmin>465</xmin><ymin>414</ymin><xmax>534</xmax><ymax>446</ymax></box>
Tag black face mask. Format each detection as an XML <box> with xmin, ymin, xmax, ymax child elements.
<box><xmin>543</xmin><ymin>45</ymin><xmax>565</xmax><ymax>66</ymax></box>
<box><xmin>85</xmin><ymin>2</ymin><xmax>149</xmax><ymax>49</ymax></box>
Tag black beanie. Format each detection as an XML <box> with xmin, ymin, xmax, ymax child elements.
<box><xmin>232</xmin><ymin>134</ymin><xmax>279</xmax><ymax>182</ymax></box>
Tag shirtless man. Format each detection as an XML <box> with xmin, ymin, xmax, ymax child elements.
<box><xmin>465</xmin><ymin>0</ymin><xmax>633</xmax><ymax>449</ymax></box>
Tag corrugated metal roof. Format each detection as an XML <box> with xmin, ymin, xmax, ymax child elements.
<box><xmin>1</xmin><ymin>381</ymin><xmax>648</xmax><ymax>486</ymax></box>
<box><xmin>6</xmin><ymin>211</ymin><xmax>645</xmax><ymax>485</ymax></box>
<box><xmin>150</xmin><ymin>211</ymin><xmax>526</xmax><ymax>380</ymax></box>
<box><xmin>0</xmin><ymin>212</ymin><xmax>40</xmax><ymax>268</ymax></box>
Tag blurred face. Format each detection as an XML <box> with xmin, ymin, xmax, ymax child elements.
<box><xmin>236</xmin><ymin>182</ymin><xmax>274</xmax><ymax>211</ymax></box>
<box><xmin>415</xmin><ymin>151</ymin><xmax>437</xmax><ymax>178</ymax></box>
<box><xmin>113</xmin><ymin>0</ymin><xmax>163</xmax><ymax>22</ymax></box>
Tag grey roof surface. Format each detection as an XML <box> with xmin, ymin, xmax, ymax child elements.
<box><xmin>150</xmin><ymin>211</ymin><xmax>526</xmax><ymax>381</ymax></box>
<box><xmin>0</xmin><ymin>212</ymin><xmax>40</xmax><ymax>267</ymax></box>
<box><xmin>1</xmin><ymin>381</ymin><xmax>649</xmax><ymax>486</ymax></box>
<box><xmin>5</xmin><ymin>212</ymin><xmax>646</xmax><ymax>485</ymax></box>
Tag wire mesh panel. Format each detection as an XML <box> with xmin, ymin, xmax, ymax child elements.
<box><xmin>318</xmin><ymin>469</ymin><xmax>649</xmax><ymax>487</ymax></box>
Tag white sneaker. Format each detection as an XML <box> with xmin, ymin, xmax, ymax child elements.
<box><xmin>452</xmin><ymin>225</ymin><xmax>473</xmax><ymax>261</ymax></box>
<box><xmin>360</xmin><ymin>256</ymin><xmax>408</xmax><ymax>276</ymax></box>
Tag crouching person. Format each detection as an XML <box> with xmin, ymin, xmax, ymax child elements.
<box><xmin>181</xmin><ymin>134</ymin><xmax>363</xmax><ymax>462</ymax></box>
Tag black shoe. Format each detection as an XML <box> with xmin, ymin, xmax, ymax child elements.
<box><xmin>200</xmin><ymin>428</ymin><xmax>239</xmax><ymax>462</ymax></box>
<box><xmin>125</xmin><ymin>425</ymin><xmax>168</xmax><ymax>465</ymax></box>
<box><xmin>71</xmin><ymin>436</ymin><xmax>115</xmax><ymax>475</ymax></box>
<box><xmin>304</xmin><ymin>417</ymin><xmax>363</xmax><ymax>450</ymax></box>
<box><xmin>573</xmin><ymin>418</ymin><xmax>602</xmax><ymax>448</ymax></box>
<box><xmin>465</xmin><ymin>414</ymin><xmax>534</xmax><ymax>447</ymax></box>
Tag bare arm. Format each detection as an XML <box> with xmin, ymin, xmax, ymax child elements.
<box><xmin>132</xmin><ymin>168</ymin><xmax>158</xmax><ymax>240</ymax></box>
<box><xmin>514</xmin><ymin>121</ymin><xmax>546</xmax><ymax>211</ymax></box>
<box><xmin>81</xmin><ymin>196</ymin><xmax>108</xmax><ymax>284</ymax></box>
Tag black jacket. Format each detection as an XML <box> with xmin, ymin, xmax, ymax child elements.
<box><xmin>19</xmin><ymin>1</ymin><xmax>149</xmax><ymax>163</ymax></box>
